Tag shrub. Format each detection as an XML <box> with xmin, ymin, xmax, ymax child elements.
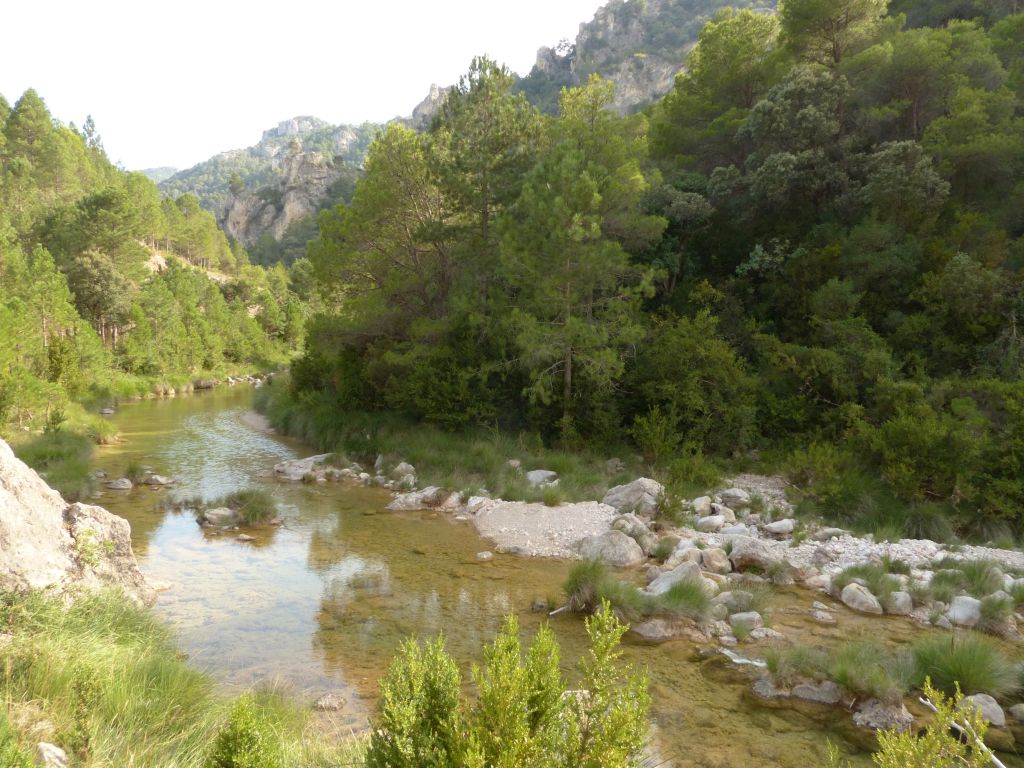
<box><xmin>205</xmin><ymin>694</ymin><xmax>282</xmax><ymax>768</ymax></box>
<box><xmin>655</xmin><ymin>579</ymin><xmax>711</xmax><ymax>620</ymax></box>
<box><xmin>563</xmin><ymin>560</ymin><xmax>652</xmax><ymax>621</ymax></box>
<box><xmin>910</xmin><ymin>634</ymin><xmax>1018</xmax><ymax>697</ymax></box>
<box><xmin>979</xmin><ymin>594</ymin><xmax>1014</xmax><ymax>633</ymax></box>
<box><xmin>630</xmin><ymin>405</ymin><xmax>683</xmax><ymax>465</ymax></box>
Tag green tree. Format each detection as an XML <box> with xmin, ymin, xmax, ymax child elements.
<box><xmin>780</xmin><ymin>0</ymin><xmax>889</xmax><ymax>66</ymax></box>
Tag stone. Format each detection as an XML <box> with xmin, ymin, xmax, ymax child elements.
<box><xmin>812</xmin><ymin>527</ymin><xmax>848</xmax><ymax>541</ymax></box>
<box><xmin>1008</xmin><ymin>703</ymin><xmax>1024</xmax><ymax>723</ymax></box>
<box><xmin>701</xmin><ymin>548</ymin><xmax>731</xmax><ymax>575</ymax></box>
<box><xmin>386</xmin><ymin>487</ymin><xmax>449</xmax><ymax>511</ymax></box>
<box><xmin>602</xmin><ymin>478</ymin><xmax>664</xmax><ymax>518</ymax></box>
<box><xmin>578</xmin><ymin>530</ymin><xmax>645</xmax><ymax>568</ymax></box>
<box><xmin>236</xmin><ymin>534</ymin><xmax>255</xmax><ymax>542</ymax></box>
<box><xmin>611</xmin><ymin>513</ymin><xmax>658</xmax><ymax>554</ymax></box>
<box><xmin>884</xmin><ymin>591</ymin><xmax>913</xmax><ymax>615</ymax></box>
<box><xmin>314</xmin><ymin>693</ymin><xmax>346</xmax><ymax>712</ymax></box>
<box><xmin>841</xmin><ymin>583</ymin><xmax>883</xmax><ymax>614</ymax></box>
<box><xmin>752</xmin><ymin>677</ymin><xmax>788</xmax><ymax>700</ymax></box>
<box><xmin>36</xmin><ymin>742</ymin><xmax>68</xmax><ymax>768</ymax></box>
<box><xmin>711</xmin><ymin>503</ymin><xmax>736</xmax><ymax>523</ymax></box>
<box><xmin>630</xmin><ymin>618</ymin><xmax>708</xmax><ymax>643</ymax></box>
<box><xmin>719</xmin><ymin>488</ymin><xmax>751</xmax><ymax>507</ymax></box>
<box><xmin>464</xmin><ymin>496</ymin><xmax>491</xmax><ymax>514</ymax></box>
<box><xmin>691</xmin><ymin>496</ymin><xmax>713</xmax><ymax>516</ymax></box>
<box><xmin>764</xmin><ymin>519</ymin><xmax>796</xmax><ymax>536</ymax></box>
<box><xmin>792</xmin><ymin>680</ymin><xmax>842</xmax><ymax>705</ymax></box>
<box><xmin>202</xmin><ymin>507</ymin><xmax>239</xmax><ymax>526</ymax></box>
<box><xmin>106</xmin><ymin>478</ymin><xmax>133</xmax><ymax>490</ymax></box>
<box><xmin>748</xmin><ymin>627</ymin><xmax>784</xmax><ymax>641</ymax></box>
<box><xmin>813</xmin><ymin>610</ymin><xmax>836</xmax><ymax>624</ymax></box>
<box><xmin>645</xmin><ymin>565</ymin><xmax>662</xmax><ymax>584</ymax></box>
<box><xmin>647</xmin><ymin>561</ymin><xmax>702</xmax><ymax>596</ymax></box>
<box><xmin>962</xmin><ymin>694</ymin><xmax>1006</xmax><ymax>727</ymax></box>
<box><xmin>696</xmin><ymin>515</ymin><xmax>725</xmax><ymax>532</ymax></box>
<box><xmin>506</xmin><ymin>459</ymin><xmax>522</xmax><ymax>470</ymax></box>
<box><xmin>273</xmin><ymin>454</ymin><xmax>332</xmax><ymax>482</ymax></box>
<box><xmin>476</xmin><ymin>551</ymin><xmax>494</xmax><ymax>562</ymax></box>
<box><xmin>397</xmin><ymin>473</ymin><xmax>416</xmax><ymax>489</ymax></box>
<box><xmin>605</xmin><ymin>458</ymin><xmax>625</xmax><ymax>474</ymax></box>
<box><xmin>393</xmin><ymin>461</ymin><xmax>415</xmax><ymax>477</ymax></box>
<box><xmin>729</xmin><ymin>611</ymin><xmax>763</xmax><ymax>634</ymax></box>
<box><xmin>805</xmin><ymin>574</ymin><xmax>832</xmax><ymax>591</ymax></box>
<box><xmin>934</xmin><ymin>615</ymin><xmax>953</xmax><ymax>630</ymax></box>
<box><xmin>719</xmin><ymin>524</ymin><xmax>752</xmax><ymax>536</ymax></box>
<box><xmin>728</xmin><ymin>536</ymin><xmax>787</xmax><ymax>572</ymax></box>
<box><xmin>144</xmin><ymin>475</ymin><xmax>173</xmax><ymax>486</ymax></box>
<box><xmin>853</xmin><ymin>699</ymin><xmax>914</xmax><ymax>732</ymax></box>
<box><xmin>100</xmin><ymin>407</ymin><xmax>116</xmax><ymax>416</ymax></box>
<box><xmin>526</xmin><ymin>469</ymin><xmax>558</xmax><ymax>487</ymax></box>
<box><xmin>947</xmin><ymin>595</ymin><xmax>982</xmax><ymax>628</ymax></box>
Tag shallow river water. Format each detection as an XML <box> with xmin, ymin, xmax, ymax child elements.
<box><xmin>89</xmin><ymin>387</ymin><xmax>985</xmax><ymax>767</ymax></box>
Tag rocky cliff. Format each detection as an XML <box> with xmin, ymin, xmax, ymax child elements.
<box><xmin>0</xmin><ymin>439</ymin><xmax>154</xmax><ymax>606</ymax></box>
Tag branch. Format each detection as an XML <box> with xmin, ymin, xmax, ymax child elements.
<box><xmin>917</xmin><ymin>695</ymin><xmax>1007</xmax><ymax>768</ymax></box>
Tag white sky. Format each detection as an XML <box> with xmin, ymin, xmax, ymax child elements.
<box><xmin>1</xmin><ymin>0</ymin><xmax>605</xmax><ymax>171</ymax></box>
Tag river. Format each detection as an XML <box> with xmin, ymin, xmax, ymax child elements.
<box><xmin>90</xmin><ymin>386</ymin><xmax>946</xmax><ymax>767</ymax></box>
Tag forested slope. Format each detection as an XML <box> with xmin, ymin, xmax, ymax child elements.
<box><xmin>281</xmin><ymin>0</ymin><xmax>1024</xmax><ymax>542</ymax></box>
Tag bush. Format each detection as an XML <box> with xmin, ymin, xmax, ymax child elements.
<box><xmin>212</xmin><ymin>489</ymin><xmax>278</xmax><ymax>525</ymax></box>
<box><xmin>910</xmin><ymin>634</ymin><xmax>1018</xmax><ymax>698</ymax></box>
<box><xmin>124</xmin><ymin>460</ymin><xmax>146</xmax><ymax>484</ymax></box>
<box><xmin>365</xmin><ymin>604</ymin><xmax>649</xmax><ymax>768</ymax></box>
<box><xmin>563</xmin><ymin>561</ymin><xmax>651</xmax><ymax>620</ymax></box>
<box><xmin>205</xmin><ymin>694</ymin><xmax>282</xmax><ymax>768</ymax></box>
<box><xmin>655</xmin><ymin>578</ymin><xmax>711</xmax><ymax>620</ymax></box>
<box><xmin>630</xmin><ymin>404</ymin><xmax>682</xmax><ymax>465</ymax></box>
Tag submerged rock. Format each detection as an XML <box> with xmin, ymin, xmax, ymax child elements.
<box><xmin>273</xmin><ymin>454</ymin><xmax>332</xmax><ymax>482</ymax></box>
<box><xmin>106</xmin><ymin>478</ymin><xmax>133</xmax><ymax>490</ymax></box>
<box><xmin>202</xmin><ymin>507</ymin><xmax>239</xmax><ymax>527</ymax></box>
<box><xmin>314</xmin><ymin>693</ymin><xmax>346</xmax><ymax>712</ymax></box>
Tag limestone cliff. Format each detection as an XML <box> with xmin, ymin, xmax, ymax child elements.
<box><xmin>0</xmin><ymin>439</ymin><xmax>154</xmax><ymax>606</ymax></box>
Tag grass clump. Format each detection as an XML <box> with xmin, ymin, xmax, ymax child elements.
<box><xmin>910</xmin><ymin>634</ymin><xmax>1019</xmax><ymax>698</ymax></box>
<box><xmin>655</xmin><ymin>579</ymin><xmax>710</xmax><ymax>620</ymax></box>
<box><xmin>205</xmin><ymin>693</ymin><xmax>282</xmax><ymax>768</ymax></box>
<box><xmin>832</xmin><ymin>564</ymin><xmax>901</xmax><ymax>602</ymax></box>
<box><xmin>827</xmin><ymin>642</ymin><xmax>913</xmax><ymax>703</ymax></box>
<box><xmin>11</xmin><ymin>429</ymin><xmax>95</xmax><ymax>501</ymax></box>
<box><xmin>765</xmin><ymin>645</ymin><xmax>830</xmax><ymax>687</ymax></box>
<box><xmin>652</xmin><ymin>537</ymin><xmax>679</xmax><ymax>564</ymax></box>
<box><xmin>564</xmin><ymin>561</ymin><xmax>651</xmax><ymax>621</ymax></box>
<box><xmin>932</xmin><ymin>558</ymin><xmax>1004</xmax><ymax>598</ymax></box>
<box><xmin>979</xmin><ymin>594</ymin><xmax>1014</xmax><ymax>633</ymax></box>
<box><xmin>212</xmin><ymin>489</ymin><xmax>278</xmax><ymax>525</ymax></box>
<box><xmin>124</xmin><ymin>459</ymin><xmax>146</xmax><ymax>484</ymax></box>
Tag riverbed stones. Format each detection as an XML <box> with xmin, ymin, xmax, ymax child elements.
<box><xmin>720</xmin><ymin>524</ymin><xmax>752</xmax><ymax>536</ymax></box>
<box><xmin>578</xmin><ymin>530</ymin><xmax>645</xmax><ymax>568</ymax></box>
<box><xmin>840</xmin><ymin>583</ymin><xmax>883</xmax><ymax>614</ymax></box>
<box><xmin>36</xmin><ymin>742</ymin><xmax>68</xmax><ymax>768</ymax></box>
<box><xmin>697</xmin><ymin>515</ymin><xmax>726</xmax><ymax>532</ymax></box>
<box><xmin>853</xmin><ymin>699</ymin><xmax>913</xmax><ymax>732</ymax></box>
<box><xmin>947</xmin><ymin>595</ymin><xmax>983</xmax><ymax>627</ymax></box>
<box><xmin>792</xmin><ymin>680</ymin><xmax>842</xmax><ymax>705</ymax></box>
<box><xmin>386</xmin><ymin>486</ymin><xmax>448</xmax><ymax>510</ymax></box>
<box><xmin>476</xmin><ymin>551</ymin><xmax>493</xmax><ymax>562</ymax></box>
<box><xmin>701</xmin><ymin>548</ymin><xmax>731</xmax><ymax>575</ymax></box>
<box><xmin>526</xmin><ymin>469</ymin><xmax>558</xmax><ymax>487</ymax></box>
<box><xmin>273</xmin><ymin>454</ymin><xmax>332</xmax><ymax>482</ymax></box>
<box><xmin>719</xmin><ymin>488</ymin><xmax>751</xmax><ymax>508</ymax></box>
<box><xmin>962</xmin><ymin>694</ymin><xmax>1006</xmax><ymax>727</ymax></box>
<box><xmin>611</xmin><ymin>513</ymin><xmax>657</xmax><ymax>554</ymax></box>
<box><xmin>236</xmin><ymin>533</ymin><xmax>255</xmax><ymax>542</ymax></box>
<box><xmin>144</xmin><ymin>475</ymin><xmax>173</xmax><ymax>486</ymax></box>
<box><xmin>884</xmin><ymin>591</ymin><xmax>913</xmax><ymax>615</ymax></box>
<box><xmin>315</xmin><ymin>693</ymin><xmax>346</xmax><ymax>711</ymax></box>
<box><xmin>202</xmin><ymin>507</ymin><xmax>239</xmax><ymax>527</ymax></box>
<box><xmin>393</xmin><ymin>461</ymin><xmax>415</xmax><ymax>477</ymax></box>
<box><xmin>106</xmin><ymin>478</ymin><xmax>132</xmax><ymax>490</ymax></box>
<box><xmin>764</xmin><ymin>519</ymin><xmax>796</xmax><ymax>536</ymax></box>
<box><xmin>728</xmin><ymin>536</ymin><xmax>787</xmax><ymax>572</ymax></box>
<box><xmin>691</xmin><ymin>496</ymin><xmax>712</xmax><ymax>516</ymax></box>
<box><xmin>647</xmin><ymin>562</ymin><xmax>702</xmax><ymax>596</ymax></box>
<box><xmin>729</xmin><ymin>611</ymin><xmax>763</xmax><ymax>634</ymax></box>
<box><xmin>602</xmin><ymin>478</ymin><xmax>664</xmax><ymax>518</ymax></box>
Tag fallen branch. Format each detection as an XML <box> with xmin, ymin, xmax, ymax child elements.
<box><xmin>918</xmin><ymin>695</ymin><xmax>1007</xmax><ymax>768</ymax></box>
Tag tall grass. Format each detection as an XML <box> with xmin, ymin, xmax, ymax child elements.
<box><xmin>11</xmin><ymin>429</ymin><xmax>95</xmax><ymax>501</ymax></box>
<box><xmin>210</xmin><ymin>488</ymin><xmax>278</xmax><ymax>525</ymax></box>
<box><xmin>563</xmin><ymin>561</ymin><xmax>712</xmax><ymax>622</ymax></box>
<box><xmin>910</xmin><ymin>635</ymin><xmax>1019</xmax><ymax>698</ymax></box>
<box><xmin>831</xmin><ymin>564</ymin><xmax>901</xmax><ymax>602</ymax></box>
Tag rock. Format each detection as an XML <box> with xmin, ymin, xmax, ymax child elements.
<box><xmin>397</xmin><ymin>473</ymin><xmax>416</xmax><ymax>489</ymax></box>
<box><xmin>812</xmin><ymin>527</ymin><xmax>848</xmax><ymax>541</ymax></box>
<box><xmin>393</xmin><ymin>461</ymin><xmax>415</xmax><ymax>477</ymax></box>
<box><xmin>853</xmin><ymin>699</ymin><xmax>914</xmax><ymax>732</ymax></box>
<box><xmin>602</xmin><ymin>478</ymin><xmax>664</xmax><ymax>517</ymax></box>
<box><xmin>764</xmin><ymin>519</ymin><xmax>796</xmax><ymax>536</ymax></box>
<box><xmin>729</xmin><ymin>611</ymin><xmax>763</xmax><ymax>634</ymax></box>
<box><xmin>841</xmin><ymin>583</ymin><xmax>883</xmax><ymax>614</ymax></box>
<box><xmin>630</xmin><ymin>618</ymin><xmax>708</xmax><ymax>643</ymax></box>
<box><xmin>202</xmin><ymin>507</ymin><xmax>239</xmax><ymax>526</ymax></box>
<box><xmin>100</xmin><ymin>407</ymin><xmax>116</xmax><ymax>416</ymax></box>
<box><xmin>273</xmin><ymin>454</ymin><xmax>332</xmax><ymax>482</ymax></box>
<box><xmin>749</xmin><ymin>627</ymin><xmax>785</xmax><ymax>641</ymax></box>
<box><xmin>947</xmin><ymin>595</ymin><xmax>982</xmax><ymax>628</ymax></box>
<box><xmin>36</xmin><ymin>742</ymin><xmax>68</xmax><ymax>767</ymax></box>
<box><xmin>701</xmin><ymin>548</ymin><xmax>731</xmax><ymax>575</ymax></box>
<box><xmin>720</xmin><ymin>488</ymin><xmax>751</xmax><ymax>507</ymax></box>
<box><xmin>506</xmin><ymin>459</ymin><xmax>522</xmax><ymax>470</ymax></box>
<box><xmin>611</xmin><ymin>513</ymin><xmax>657</xmax><ymax>554</ymax></box>
<box><xmin>0</xmin><ymin>439</ymin><xmax>154</xmax><ymax>606</ymax></box>
<box><xmin>476</xmin><ymin>551</ymin><xmax>494</xmax><ymax>562</ymax></box>
<box><xmin>719</xmin><ymin>524</ymin><xmax>752</xmax><ymax>536</ymax></box>
<box><xmin>884</xmin><ymin>591</ymin><xmax>913</xmax><ymax>615</ymax></box>
<box><xmin>1008</xmin><ymin>703</ymin><xmax>1024</xmax><ymax>722</ymax></box>
<box><xmin>962</xmin><ymin>694</ymin><xmax>1006</xmax><ymax>727</ymax></box>
<box><xmin>934</xmin><ymin>615</ymin><xmax>953</xmax><ymax>630</ymax></box>
<box><xmin>314</xmin><ymin>693</ymin><xmax>346</xmax><ymax>712</ymax></box>
<box><xmin>792</xmin><ymin>680</ymin><xmax>842</xmax><ymax>705</ymax></box>
<box><xmin>691</xmin><ymin>496</ymin><xmax>712</xmax><ymax>516</ymax></box>
<box><xmin>578</xmin><ymin>530</ymin><xmax>645</xmax><ymax>568</ymax></box>
<box><xmin>526</xmin><ymin>469</ymin><xmax>558</xmax><ymax>487</ymax></box>
<box><xmin>464</xmin><ymin>496</ymin><xmax>490</xmax><ymax>514</ymax></box>
<box><xmin>92</xmin><ymin>469</ymin><xmax>106</xmax><ymax>479</ymax></box>
<box><xmin>711</xmin><ymin>503</ymin><xmax>736</xmax><ymax>523</ymax></box>
<box><xmin>236</xmin><ymin>534</ymin><xmax>255</xmax><ymax>542</ymax></box>
<box><xmin>728</xmin><ymin>536</ymin><xmax>787</xmax><ymax>572</ymax></box>
<box><xmin>813</xmin><ymin>610</ymin><xmax>836</xmax><ymax>624</ymax></box>
<box><xmin>696</xmin><ymin>515</ymin><xmax>726</xmax><ymax>532</ymax></box>
<box><xmin>144</xmin><ymin>475</ymin><xmax>173</xmax><ymax>486</ymax></box>
<box><xmin>106</xmin><ymin>478</ymin><xmax>133</xmax><ymax>490</ymax></box>
<box><xmin>386</xmin><ymin>487</ymin><xmax>449</xmax><ymax>511</ymax></box>
<box><xmin>647</xmin><ymin>561</ymin><xmax>702</xmax><ymax>596</ymax></box>
<box><xmin>605</xmin><ymin>458</ymin><xmax>625</xmax><ymax>474</ymax></box>
<box><xmin>752</xmin><ymin>677</ymin><xmax>788</xmax><ymax>700</ymax></box>
<box><xmin>805</xmin><ymin>574</ymin><xmax>832</xmax><ymax>591</ymax></box>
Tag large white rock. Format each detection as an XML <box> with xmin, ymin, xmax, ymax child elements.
<box><xmin>578</xmin><ymin>530</ymin><xmax>645</xmax><ymax>568</ymax></box>
<box><xmin>841</xmin><ymin>583</ymin><xmax>883</xmax><ymax>614</ymax></box>
<box><xmin>36</xmin><ymin>742</ymin><xmax>68</xmax><ymax>768</ymax></box>
<box><xmin>729</xmin><ymin>611</ymin><xmax>763</xmax><ymax>633</ymax></box>
<box><xmin>611</xmin><ymin>513</ymin><xmax>657</xmax><ymax>554</ymax></box>
<box><xmin>719</xmin><ymin>488</ymin><xmax>751</xmax><ymax>507</ymax></box>
<box><xmin>884</xmin><ymin>591</ymin><xmax>913</xmax><ymax>615</ymax></box>
<box><xmin>691</xmin><ymin>496</ymin><xmax>712</xmax><ymax>516</ymax></box>
<box><xmin>602</xmin><ymin>477</ymin><xmax>664</xmax><ymax>518</ymax></box>
<box><xmin>764</xmin><ymin>519</ymin><xmax>796</xmax><ymax>536</ymax></box>
<box><xmin>0</xmin><ymin>439</ymin><xmax>154</xmax><ymax>606</ymax></box>
<box><xmin>697</xmin><ymin>515</ymin><xmax>726</xmax><ymax>532</ymax></box>
<box><xmin>728</xmin><ymin>536</ymin><xmax>788</xmax><ymax>572</ymax></box>
<box><xmin>273</xmin><ymin>453</ymin><xmax>332</xmax><ymax>482</ymax></box>
<box><xmin>647</xmin><ymin>561</ymin><xmax>702</xmax><ymax>596</ymax></box>
<box><xmin>701</xmin><ymin>548</ymin><xmax>732</xmax><ymax>575</ymax></box>
<box><xmin>525</xmin><ymin>469</ymin><xmax>558</xmax><ymax>487</ymax></box>
<box><xmin>947</xmin><ymin>595</ymin><xmax>982</xmax><ymax>628</ymax></box>
<box><xmin>962</xmin><ymin>694</ymin><xmax>1006</xmax><ymax>727</ymax></box>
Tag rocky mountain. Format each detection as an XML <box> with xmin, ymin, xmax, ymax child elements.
<box><xmin>516</xmin><ymin>0</ymin><xmax>776</xmax><ymax>113</ymax></box>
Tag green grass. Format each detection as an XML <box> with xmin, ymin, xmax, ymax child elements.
<box><xmin>210</xmin><ymin>489</ymin><xmax>278</xmax><ymax>526</ymax></box>
<box><xmin>0</xmin><ymin>590</ymin><xmax>365</xmax><ymax>768</ymax></box>
<box><xmin>655</xmin><ymin>579</ymin><xmax>710</xmax><ymax>620</ymax></box>
<box><xmin>124</xmin><ymin>459</ymin><xmax>147</xmax><ymax>484</ymax></box>
<box><xmin>910</xmin><ymin>634</ymin><xmax>1019</xmax><ymax>698</ymax></box>
<box><xmin>832</xmin><ymin>564</ymin><xmax>901</xmax><ymax>602</ymax></box>
<box><xmin>563</xmin><ymin>560</ymin><xmax>715</xmax><ymax>623</ymax></box>
<box><xmin>255</xmin><ymin>376</ymin><xmax>645</xmax><ymax>504</ymax></box>
<box><xmin>931</xmin><ymin>558</ymin><xmax>1004</xmax><ymax>598</ymax></box>
<box><xmin>827</xmin><ymin>642</ymin><xmax>913</xmax><ymax>703</ymax></box>
<box><xmin>979</xmin><ymin>594</ymin><xmax>1014</xmax><ymax>633</ymax></box>
<box><xmin>765</xmin><ymin>645</ymin><xmax>830</xmax><ymax>688</ymax></box>
<box><xmin>652</xmin><ymin>537</ymin><xmax>679</xmax><ymax>564</ymax></box>
<box><xmin>11</xmin><ymin>428</ymin><xmax>96</xmax><ymax>501</ymax></box>
<box><xmin>0</xmin><ymin>711</ymin><xmax>33</xmax><ymax>768</ymax></box>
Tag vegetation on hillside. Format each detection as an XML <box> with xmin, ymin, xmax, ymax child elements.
<box><xmin>275</xmin><ymin>0</ymin><xmax>1024</xmax><ymax>543</ymax></box>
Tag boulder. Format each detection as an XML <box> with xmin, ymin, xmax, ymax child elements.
<box><xmin>602</xmin><ymin>478</ymin><xmax>664</xmax><ymax>518</ymax></box>
<box><xmin>728</xmin><ymin>536</ymin><xmax>787</xmax><ymax>572</ymax></box>
<box><xmin>393</xmin><ymin>462</ymin><xmax>416</xmax><ymax>477</ymax></box>
<box><xmin>611</xmin><ymin>513</ymin><xmax>657</xmax><ymax>554</ymax></box>
<box><xmin>701</xmin><ymin>548</ymin><xmax>731</xmax><ymax>575</ymax></box>
<box><xmin>665</xmin><ymin>545</ymin><xmax>702</xmax><ymax>568</ymax></box>
<box><xmin>962</xmin><ymin>693</ymin><xmax>1006</xmax><ymax>727</ymax></box>
<box><xmin>526</xmin><ymin>469</ymin><xmax>558</xmax><ymax>487</ymax></box>
<box><xmin>720</xmin><ymin>524</ymin><xmax>752</xmax><ymax>536</ymax></box>
<box><xmin>647</xmin><ymin>561</ymin><xmax>702</xmax><ymax>596</ymax></box>
<box><xmin>106</xmin><ymin>478</ymin><xmax>133</xmax><ymax>491</ymax></box>
<box><xmin>691</xmin><ymin>496</ymin><xmax>712</xmax><ymax>516</ymax></box>
<box><xmin>273</xmin><ymin>454</ymin><xmax>332</xmax><ymax>482</ymax></box>
<box><xmin>630</xmin><ymin>618</ymin><xmax>708</xmax><ymax>643</ymax></box>
<box><xmin>36</xmin><ymin>743</ymin><xmax>68</xmax><ymax>768</ymax></box>
<box><xmin>729</xmin><ymin>611</ymin><xmax>764</xmax><ymax>634</ymax></box>
<box><xmin>386</xmin><ymin>487</ymin><xmax>449</xmax><ymax>511</ymax></box>
<box><xmin>853</xmin><ymin>699</ymin><xmax>914</xmax><ymax>732</ymax></box>
<box><xmin>719</xmin><ymin>488</ymin><xmax>751</xmax><ymax>507</ymax></box>
<box><xmin>696</xmin><ymin>515</ymin><xmax>726</xmax><ymax>532</ymax></box>
<box><xmin>840</xmin><ymin>583</ymin><xmax>883</xmax><ymax>614</ymax></box>
<box><xmin>764</xmin><ymin>519</ymin><xmax>795</xmax><ymax>536</ymax></box>
<box><xmin>144</xmin><ymin>475</ymin><xmax>173</xmax><ymax>486</ymax></box>
<box><xmin>792</xmin><ymin>680</ymin><xmax>842</xmax><ymax>705</ymax></box>
<box><xmin>202</xmin><ymin>507</ymin><xmax>239</xmax><ymax>527</ymax></box>
<box><xmin>0</xmin><ymin>440</ymin><xmax>153</xmax><ymax>606</ymax></box>
<box><xmin>578</xmin><ymin>530</ymin><xmax>645</xmax><ymax>568</ymax></box>
<box><xmin>812</xmin><ymin>527</ymin><xmax>848</xmax><ymax>541</ymax></box>
<box><xmin>711</xmin><ymin>503</ymin><xmax>736</xmax><ymax>522</ymax></box>
<box><xmin>1008</xmin><ymin>703</ymin><xmax>1024</xmax><ymax>722</ymax></box>
<box><xmin>884</xmin><ymin>591</ymin><xmax>913</xmax><ymax>616</ymax></box>
<box><xmin>947</xmin><ymin>595</ymin><xmax>982</xmax><ymax>628</ymax></box>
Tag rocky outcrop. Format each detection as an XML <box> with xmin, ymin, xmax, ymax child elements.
<box><xmin>0</xmin><ymin>439</ymin><xmax>154</xmax><ymax>606</ymax></box>
<box><xmin>602</xmin><ymin>478</ymin><xmax>664</xmax><ymax>517</ymax></box>
<box><xmin>402</xmin><ymin>84</ymin><xmax>451</xmax><ymax>131</ymax></box>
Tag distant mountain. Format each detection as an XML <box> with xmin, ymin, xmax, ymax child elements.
<box><xmin>139</xmin><ymin>166</ymin><xmax>178</xmax><ymax>183</ymax></box>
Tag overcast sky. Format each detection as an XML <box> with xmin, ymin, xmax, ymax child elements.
<box><xmin>1</xmin><ymin>0</ymin><xmax>605</xmax><ymax>171</ymax></box>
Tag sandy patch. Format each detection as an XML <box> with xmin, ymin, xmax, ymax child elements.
<box><xmin>239</xmin><ymin>410</ymin><xmax>274</xmax><ymax>434</ymax></box>
<box><xmin>473</xmin><ymin>500</ymin><xmax>617</xmax><ymax>558</ymax></box>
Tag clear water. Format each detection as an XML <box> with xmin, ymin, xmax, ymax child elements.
<box><xmin>89</xmin><ymin>387</ymin><xmax>980</xmax><ymax>766</ymax></box>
